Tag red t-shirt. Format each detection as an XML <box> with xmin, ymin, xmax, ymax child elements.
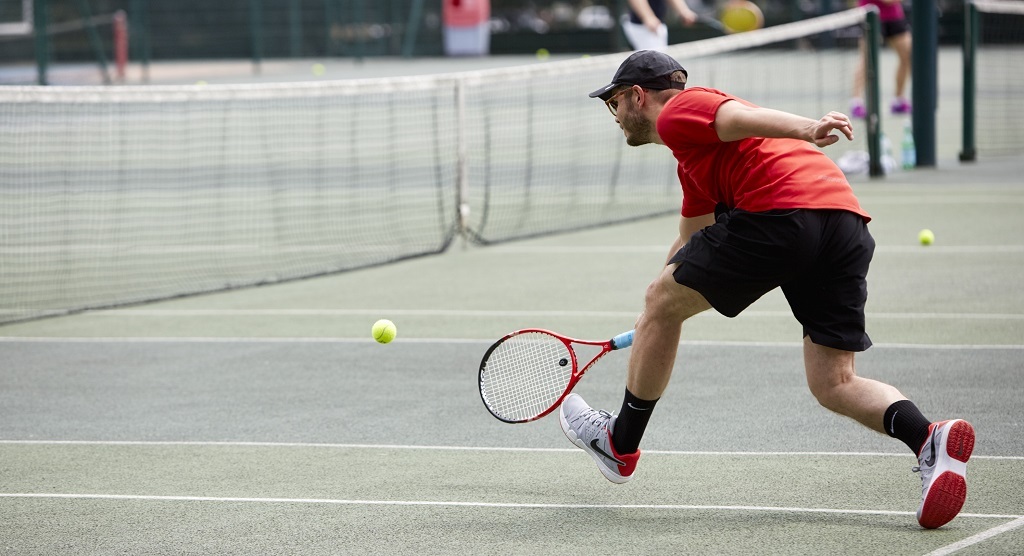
<box><xmin>656</xmin><ymin>87</ymin><xmax>870</xmax><ymax>222</ymax></box>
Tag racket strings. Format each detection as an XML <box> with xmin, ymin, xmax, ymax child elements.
<box><xmin>480</xmin><ymin>333</ymin><xmax>573</xmax><ymax>422</ymax></box>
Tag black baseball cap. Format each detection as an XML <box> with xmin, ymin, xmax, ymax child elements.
<box><xmin>589</xmin><ymin>50</ymin><xmax>688</xmax><ymax>101</ymax></box>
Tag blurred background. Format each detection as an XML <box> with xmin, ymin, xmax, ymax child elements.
<box><xmin>0</xmin><ymin>0</ymin><xmax>983</xmax><ymax>71</ymax></box>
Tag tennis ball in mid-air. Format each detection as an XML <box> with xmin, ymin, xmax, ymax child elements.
<box><xmin>918</xmin><ymin>229</ymin><xmax>935</xmax><ymax>246</ymax></box>
<box><xmin>535</xmin><ymin>48</ymin><xmax>550</xmax><ymax>61</ymax></box>
<box><xmin>311</xmin><ymin>63</ymin><xmax>326</xmax><ymax>77</ymax></box>
<box><xmin>372</xmin><ymin>319</ymin><xmax>397</xmax><ymax>344</ymax></box>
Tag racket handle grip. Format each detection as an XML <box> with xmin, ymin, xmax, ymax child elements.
<box><xmin>611</xmin><ymin>330</ymin><xmax>635</xmax><ymax>350</ymax></box>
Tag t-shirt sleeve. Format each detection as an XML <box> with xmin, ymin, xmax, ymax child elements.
<box><xmin>656</xmin><ymin>88</ymin><xmax>733</xmax><ymax>148</ymax></box>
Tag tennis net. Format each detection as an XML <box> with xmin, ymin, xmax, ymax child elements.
<box><xmin>966</xmin><ymin>0</ymin><xmax>1024</xmax><ymax>158</ymax></box>
<box><xmin>0</xmin><ymin>8</ymin><xmax>871</xmax><ymax>325</ymax></box>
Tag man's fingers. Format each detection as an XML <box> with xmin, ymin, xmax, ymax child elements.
<box><xmin>816</xmin><ymin>134</ymin><xmax>839</xmax><ymax>147</ymax></box>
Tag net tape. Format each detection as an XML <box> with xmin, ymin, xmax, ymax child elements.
<box><xmin>973</xmin><ymin>0</ymin><xmax>1024</xmax><ymax>15</ymax></box>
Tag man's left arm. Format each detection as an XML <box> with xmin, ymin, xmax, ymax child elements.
<box><xmin>712</xmin><ymin>100</ymin><xmax>854</xmax><ymax>147</ymax></box>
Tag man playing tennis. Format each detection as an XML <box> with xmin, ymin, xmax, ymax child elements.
<box><xmin>561</xmin><ymin>50</ymin><xmax>974</xmax><ymax>529</ymax></box>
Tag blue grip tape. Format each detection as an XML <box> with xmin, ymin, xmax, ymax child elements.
<box><xmin>611</xmin><ymin>330</ymin><xmax>635</xmax><ymax>350</ymax></box>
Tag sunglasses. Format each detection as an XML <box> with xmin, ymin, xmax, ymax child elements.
<box><xmin>604</xmin><ymin>88</ymin><xmax>630</xmax><ymax>117</ymax></box>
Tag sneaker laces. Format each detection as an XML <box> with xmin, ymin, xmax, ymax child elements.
<box><xmin>912</xmin><ymin>457</ymin><xmax>935</xmax><ymax>496</ymax></box>
<box><xmin>570</xmin><ymin>407</ymin><xmax>614</xmax><ymax>438</ymax></box>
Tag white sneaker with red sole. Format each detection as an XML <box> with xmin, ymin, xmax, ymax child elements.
<box><xmin>559</xmin><ymin>393</ymin><xmax>640</xmax><ymax>484</ymax></box>
<box><xmin>914</xmin><ymin>419</ymin><xmax>975</xmax><ymax>529</ymax></box>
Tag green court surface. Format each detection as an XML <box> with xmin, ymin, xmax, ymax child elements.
<box><xmin>2</xmin><ymin>159</ymin><xmax>1023</xmax><ymax>554</ymax></box>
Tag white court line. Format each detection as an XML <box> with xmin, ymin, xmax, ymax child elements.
<box><xmin>0</xmin><ymin>492</ymin><xmax>1020</xmax><ymax>521</ymax></box>
<box><xmin>924</xmin><ymin>516</ymin><xmax>1024</xmax><ymax>556</ymax></box>
<box><xmin>1</xmin><ymin>336</ymin><xmax>1023</xmax><ymax>350</ymax></box>
<box><xmin>1</xmin><ymin>440</ymin><xmax>1020</xmax><ymax>460</ymax></box>
<box><xmin>15</xmin><ymin>308</ymin><xmax>1024</xmax><ymax>321</ymax></box>
<box><xmin>3</xmin><ymin>245</ymin><xmax>1020</xmax><ymax>256</ymax></box>
<box><xmin>486</xmin><ymin>245</ymin><xmax>1024</xmax><ymax>254</ymax></box>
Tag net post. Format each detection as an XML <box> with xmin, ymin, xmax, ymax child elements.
<box><xmin>910</xmin><ymin>0</ymin><xmax>938</xmax><ymax>167</ymax></box>
<box><xmin>289</xmin><ymin>0</ymin><xmax>303</xmax><ymax>57</ymax></box>
<box><xmin>455</xmin><ymin>79</ymin><xmax>471</xmax><ymax>243</ymax></box>
<box><xmin>402</xmin><ymin>0</ymin><xmax>425</xmax><ymax>58</ymax></box>
<box><xmin>33</xmin><ymin>0</ymin><xmax>48</xmax><ymax>85</ymax></box>
<box><xmin>353</xmin><ymin>0</ymin><xmax>366</xmax><ymax>64</ymax></box>
<box><xmin>959</xmin><ymin>0</ymin><xmax>978</xmax><ymax>163</ymax></box>
<box><xmin>613</xmin><ymin>0</ymin><xmax>628</xmax><ymax>51</ymax></box>
<box><xmin>250</xmin><ymin>0</ymin><xmax>263</xmax><ymax>75</ymax></box>
<box><xmin>864</xmin><ymin>7</ymin><xmax>884</xmax><ymax>177</ymax></box>
<box><xmin>74</xmin><ymin>0</ymin><xmax>111</xmax><ymax>85</ymax></box>
<box><xmin>129</xmin><ymin>0</ymin><xmax>149</xmax><ymax>83</ymax></box>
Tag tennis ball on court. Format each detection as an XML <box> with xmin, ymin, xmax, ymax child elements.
<box><xmin>311</xmin><ymin>63</ymin><xmax>326</xmax><ymax>77</ymax></box>
<box><xmin>536</xmin><ymin>48</ymin><xmax>550</xmax><ymax>61</ymax></box>
<box><xmin>194</xmin><ymin>80</ymin><xmax>207</xmax><ymax>86</ymax></box>
<box><xmin>372</xmin><ymin>319</ymin><xmax>397</xmax><ymax>344</ymax></box>
<box><xmin>918</xmin><ymin>229</ymin><xmax>935</xmax><ymax>246</ymax></box>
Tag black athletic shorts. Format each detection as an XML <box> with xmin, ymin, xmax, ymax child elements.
<box><xmin>669</xmin><ymin>208</ymin><xmax>875</xmax><ymax>352</ymax></box>
<box><xmin>881</xmin><ymin>19</ymin><xmax>910</xmax><ymax>39</ymax></box>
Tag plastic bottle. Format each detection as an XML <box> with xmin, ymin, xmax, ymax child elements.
<box><xmin>901</xmin><ymin>122</ymin><xmax>916</xmax><ymax>169</ymax></box>
<box><xmin>881</xmin><ymin>132</ymin><xmax>895</xmax><ymax>174</ymax></box>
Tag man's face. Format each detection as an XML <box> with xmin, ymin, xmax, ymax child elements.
<box><xmin>611</xmin><ymin>87</ymin><xmax>656</xmax><ymax>147</ymax></box>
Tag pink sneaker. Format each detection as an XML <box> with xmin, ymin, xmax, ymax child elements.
<box><xmin>850</xmin><ymin>98</ymin><xmax>867</xmax><ymax>119</ymax></box>
<box><xmin>891</xmin><ymin>97</ymin><xmax>912</xmax><ymax>115</ymax></box>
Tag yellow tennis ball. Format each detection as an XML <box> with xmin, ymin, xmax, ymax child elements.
<box><xmin>372</xmin><ymin>319</ymin><xmax>397</xmax><ymax>344</ymax></box>
<box><xmin>918</xmin><ymin>229</ymin><xmax>935</xmax><ymax>246</ymax></box>
<box><xmin>311</xmin><ymin>63</ymin><xmax>326</xmax><ymax>77</ymax></box>
<box><xmin>536</xmin><ymin>48</ymin><xmax>550</xmax><ymax>60</ymax></box>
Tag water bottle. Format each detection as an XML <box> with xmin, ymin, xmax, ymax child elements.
<box><xmin>880</xmin><ymin>132</ymin><xmax>895</xmax><ymax>174</ymax></box>
<box><xmin>901</xmin><ymin>122</ymin><xmax>916</xmax><ymax>169</ymax></box>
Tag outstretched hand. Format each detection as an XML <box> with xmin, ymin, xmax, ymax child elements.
<box><xmin>810</xmin><ymin>111</ymin><xmax>855</xmax><ymax>147</ymax></box>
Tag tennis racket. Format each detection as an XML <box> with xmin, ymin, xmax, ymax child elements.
<box><xmin>697</xmin><ymin>15</ymin><xmax>726</xmax><ymax>33</ymax></box>
<box><xmin>478</xmin><ymin>329</ymin><xmax>635</xmax><ymax>424</ymax></box>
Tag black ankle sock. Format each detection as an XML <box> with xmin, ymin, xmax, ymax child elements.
<box><xmin>611</xmin><ymin>388</ymin><xmax>658</xmax><ymax>455</ymax></box>
<box><xmin>883</xmin><ymin>400</ymin><xmax>933</xmax><ymax>455</ymax></box>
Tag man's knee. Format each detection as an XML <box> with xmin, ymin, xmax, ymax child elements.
<box><xmin>643</xmin><ymin>266</ymin><xmax>710</xmax><ymax>322</ymax></box>
<box><xmin>804</xmin><ymin>340</ymin><xmax>857</xmax><ymax>408</ymax></box>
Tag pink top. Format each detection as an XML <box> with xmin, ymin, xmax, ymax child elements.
<box><xmin>859</xmin><ymin>0</ymin><xmax>905</xmax><ymax>22</ymax></box>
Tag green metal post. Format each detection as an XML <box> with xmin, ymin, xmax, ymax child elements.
<box><xmin>353</xmin><ymin>0</ymin><xmax>365</xmax><ymax>63</ymax></box>
<box><xmin>325</xmin><ymin>0</ymin><xmax>335</xmax><ymax>56</ymax></box>
<box><xmin>289</xmin><ymin>0</ymin><xmax>302</xmax><ymax>57</ymax></box>
<box><xmin>402</xmin><ymin>0</ymin><xmax>425</xmax><ymax>58</ymax></box>
<box><xmin>390</xmin><ymin>0</ymin><xmax>400</xmax><ymax>54</ymax></box>
<box><xmin>130</xmin><ymin>0</ymin><xmax>150</xmax><ymax>82</ymax></box>
<box><xmin>33</xmin><ymin>0</ymin><xmax>48</xmax><ymax>85</ymax></box>
<box><xmin>615</xmin><ymin>0</ymin><xmax>627</xmax><ymax>51</ymax></box>
<box><xmin>865</xmin><ymin>8</ymin><xmax>884</xmax><ymax>177</ymax></box>
<box><xmin>960</xmin><ymin>1</ymin><xmax>978</xmax><ymax>162</ymax></box>
<box><xmin>75</xmin><ymin>0</ymin><xmax>111</xmax><ymax>84</ymax></box>
<box><xmin>911</xmin><ymin>0</ymin><xmax>938</xmax><ymax>166</ymax></box>
<box><xmin>250</xmin><ymin>0</ymin><xmax>263</xmax><ymax>74</ymax></box>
